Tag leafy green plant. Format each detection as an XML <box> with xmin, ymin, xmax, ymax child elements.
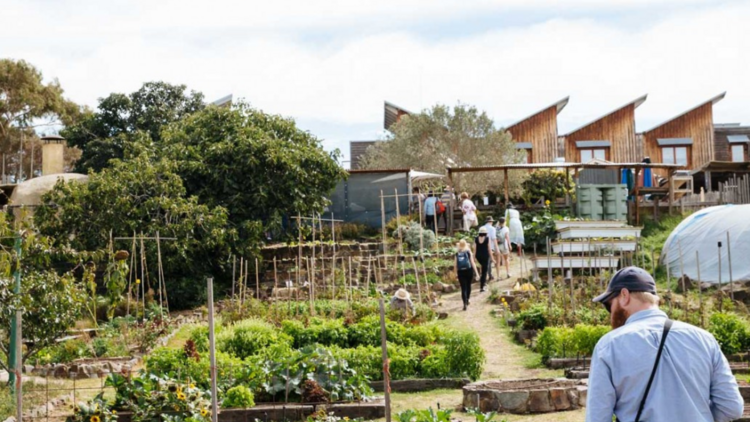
<box><xmin>466</xmin><ymin>407</ymin><xmax>503</xmax><ymax>422</ymax></box>
<box><xmin>66</xmin><ymin>393</ymin><xmax>118</xmax><ymax>422</ymax></box>
<box><xmin>708</xmin><ymin>312</ymin><xmax>750</xmax><ymax>355</ymax></box>
<box><xmin>442</xmin><ymin>330</ymin><xmax>485</xmax><ymax>381</ymax></box>
<box><xmin>394</xmin><ymin>222</ymin><xmax>437</xmax><ymax>251</ymax></box>
<box><xmin>521</xmin><ymin>169</ymin><xmax>574</xmax><ymax>207</ymax></box>
<box><xmin>217</xmin><ymin>318</ymin><xmax>292</xmax><ymax>359</ymax></box>
<box><xmin>516</xmin><ymin>305</ymin><xmax>548</xmax><ymax>331</ymax></box>
<box><xmin>222</xmin><ymin>385</ymin><xmax>255</xmax><ymax>409</ymax></box>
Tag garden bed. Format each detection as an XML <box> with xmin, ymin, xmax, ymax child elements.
<box><xmin>462</xmin><ymin>378</ymin><xmax>587</xmax><ymax>414</ymax></box>
<box><xmin>369</xmin><ymin>378</ymin><xmax>471</xmax><ymax>392</ymax></box>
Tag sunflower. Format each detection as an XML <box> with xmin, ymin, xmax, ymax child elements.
<box><xmin>189</xmin><ymin>383</ymin><xmax>196</xmax><ymax>389</ymax></box>
<box><xmin>90</xmin><ymin>416</ymin><xmax>101</xmax><ymax>422</ymax></box>
<box><xmin>168</xmin><ymin>385</ymin><xmax>178</xmax><ymax>393</ymax></box>
<box><xmin>200</xmin><ymin>408</ymin><xmax>209</xmax><ymax>417</ymax></box>
<box><xmin>177</xmin><ymin>392</ymin><xmax>187</xmax><ymax>401</ymax></box>
<box><xmin>112</xmin><ymin>410</ymin><xmax>117</xmax><ymax>415</ymax></box>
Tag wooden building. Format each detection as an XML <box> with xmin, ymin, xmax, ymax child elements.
<box><xmin>562</xmin><ymin>95</ymin><xmax>647</xmax><ymax>164</ymax></box>
<box><xmin>505</xmin><ymin>97</ymin><xmax>568</xmax><ymax>163</ymax></box>
<box><xmin>714</xmin><ymin>123</ymin><xmax>750</xmax><ymax>163</ymax></box>
<box><xmin>384</xmin><ymin>101</ymin><xmax>412</xmax><ymax>132</ymax></box>
<box><xmin>349</xmin><ymin>141</ymin><xmax>380</xmax><ymax>169</ymax></box>
<box><xmin>641</xmin><ymin>92</ymin><xmax>725</xmax><ymax>176</ymax></box>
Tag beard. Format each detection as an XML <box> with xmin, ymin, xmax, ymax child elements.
<box><xmin>611</xmin><ymin>306</ymin><xmax>629</xmax><ymax>329</ymax></box>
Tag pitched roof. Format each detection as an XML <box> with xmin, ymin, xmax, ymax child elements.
<box><xmin>505</xmin><ymin>96</ymin><xmax>569</xmax><ymax>129</ymax></box>
<box><xmin>643</xmin><ymin>92</ymin><xmax>726</xmax><ymax>133</ymax></box>
<box><xmin>384</xmin><ymin>101</ymin><xmax>413</xmax><ymax>131</ymax></box>
<box><xmin>564</xmin><ymin>94</ymin><xmax>647</xmax><ymax>136</ymax></box>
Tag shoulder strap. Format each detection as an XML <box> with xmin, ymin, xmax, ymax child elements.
<box><xmin>634</xmin><ymin>319</ymin><xmax>673</xmax><ymax>422</ymax></box>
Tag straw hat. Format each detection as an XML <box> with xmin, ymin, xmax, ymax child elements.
<box><xmin>457</xmin><ymin>239</ymin><xmax>470</xmax><ymax>251</ymax></box>
<box><xmin>395</xmin><ymin>288</ymin><xmax>410</xmax><ymax>300</ymax></box>
<box><xmin>478</xmin><ymin>226</ymin><xmax>488</xmax><ymax>234</ymax></box>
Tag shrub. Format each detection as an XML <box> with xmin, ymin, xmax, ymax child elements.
<box><xmin>442</xmin><ymin>331</ymin><xmax>484</xmax><ymax>381</ymax></box>
<box><xmin>535</xmin><ymin>325</ymin><xmax>609</xmax><ymax>363</ymax></box>
<box><xmin>393</xmin><ymin>221</ymin><xmax>437</xmax><ymax>251</ymax></box>
<box><xmin>218</xmin><ymin>319</ymin><xmax>292</xmax><ymax>359</ymax></box>
<box><xmin>708</xmin><ymin>312</ymin><xmax>750</xmax><ymax>355</ymax></box>
<box><xmin>281</xmin><ymin>318</ymin><xmax>349</xmax><ymax>348</ymax></box>
<box><xmin>516</xmin><ymin>305</ymin><xmax>548</xmax><ymax>331</ymax></box>
<box><xmin>222</xmin><ymin>385</ymin><xmax>255</xmax><ymax>409</ymax></box>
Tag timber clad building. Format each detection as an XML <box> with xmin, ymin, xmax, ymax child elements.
<box><xmin>349</xmin><ymin>94</ymin><xmax>750</xmax><ymax>188</ymax></box>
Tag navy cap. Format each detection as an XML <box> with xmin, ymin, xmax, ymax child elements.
<box><xmin>593</xmin><ymin>266</ymin><xmax>657</xmax><ymax>304</ymax></box>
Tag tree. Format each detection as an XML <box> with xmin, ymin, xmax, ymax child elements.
<box><xmin>360</xmin><ymin>103</ymin><xmax>526</xmax><ymax>195</ymax></box>
<box><xmin>63</xmin><ymin>82</ymin><xmax>205</xmax><ymax>173</ymax></box>
<box><xmin>160</xmin><ymin>102</ymin><xmax>347</xmax><ymax>250</ymax></box>
<box><xmin>0</xmin><ymin>59</ymin><xmax>79</xmax><ymax>180</ymax></box>
<box><xmin>35</xmin><ymin>136</ymin><xmax>232</xmax><ymax>308</ymax></box>
<box><xmin>0</xmin><ymin>213</ymin><xmax>86</xmax><ymax>373</ymax></box>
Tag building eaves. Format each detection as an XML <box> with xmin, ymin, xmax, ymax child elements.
<box><xmin>643</xmin><ymin>92</ymin><xmax>726</xmax><ymax>133</ymax></box>
<box><xmin>564</xmin><ymin>94</ymin><xmax>647</xmax><ymax>137</ymax></box>
<box><xmin>505</xmin><ymin>96</ymin><xmax>569</xmax><ymax>130</ymax></box>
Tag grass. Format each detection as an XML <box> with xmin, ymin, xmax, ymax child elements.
<box><xmin>165</xmin><ymin>323</ymin><xmax>200</xmax><ymax>349</ymax></box>
<box><xmin>0</xmin><ymin>384</ymin><xmax>13</xmax><ymax>419</ymax></box>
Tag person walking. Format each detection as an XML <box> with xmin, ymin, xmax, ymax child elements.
<box><xmin>505</xmin><ymin>203</ymin><xmax>525</xmax><ymax>257</ymax></box>
<box><xmin>481</xmin><ymin>216</ymin><xmax>498</xmax><ymax>280</ymax></box>
<box><xmin>586</xmin><ymin>266</ymin><xmax>743</xmax><ymax>422</ymax></box>
<box><xmin>438</xmin><ymin>187</ymin><xmax>454</xmax><ymax>233</ymax></box>
<box><xmin>423</xmin><ymin>191</ymin><xmax>438</xmax><ymax>234</ymax></box>
<box><xmin>454</xmin><ymin>239</ymin><xmax>479</xmax><ymax>311</ymax></box>
<box><xmin>495</xmin><ymin>217</ymin><xmax>511</xmax><ymax>279</ymax></box>
<box><xmin>473</xmin><ymin>227</ymin><xmax>493</xmax><ymax>292</ymax></box>
<box><xmin>411</xmin><ymin>187</ymin><xmax>425</xmax><ymax>214</ymax></box>
<box><xmin>460</xmin><ymin>192</ymin><xmax>478</xmax><ymax>231</ymax></box>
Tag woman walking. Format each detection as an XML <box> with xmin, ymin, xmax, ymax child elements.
<box><xmin>459</xmin><ymin>192</ymin><xmax>477</xmax><ymax>231</ymax></box>
<box><xmin>455</xmin><ymin>239</ymin><xmax>479</xmax><ymax>311</ymax></box>
<box><xmin>505</xmin><ymin>203</ymin><xmax>525</xmax><ymax>257</ymax></box>
<box><xmin>473</xmin><ymin>226</ymin><xmax>492</xmax><ymax>292</ymax></box>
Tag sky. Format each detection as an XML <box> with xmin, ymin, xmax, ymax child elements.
<box><xmin>2</xmin><ymin>0</ymin><xmax>749</xmax><ymax>167</ymax></box>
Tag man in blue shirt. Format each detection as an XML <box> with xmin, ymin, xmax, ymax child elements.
<box><xmin>423</xmin><ymin>191</ymin><xmax>438</xmax><ymax>234</ymax></box>
<box><xmin>586</xmin><ymin>267</ymin><xmax>743</xmax><ymax>422</ymax></box>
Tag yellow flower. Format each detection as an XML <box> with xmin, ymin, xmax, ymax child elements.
<box><xmin>344</xmin><ymin>418</ymin><xmax>350</xmax><ymax>421</ymax></box>
<box><xmin>112</xmin><ymin>411</ymin><xmax>117</xmax><ymax>415</ymax></box>
<box><xmin>189</xmin><ymin>383</ymin><xmax>196</xmax><ymax>389</ymax></box>
<box><xmin>200</xmin><ymin>408</ymin><xmax>210</xmax><ymax>417</ymax></box>
<box><xmin>135</xmin><ymin>278</ymin><xmax>141</xmax><ymax>284</ymax></box>
<box><xmin>545</xmin><ymin>199</ymin><xmax>551</xmax><ymax>206</ymax></box>
<box><xmin>90</xmin><ymin>416</ymin><xmax>101</xmax><ymax>422</ymax></box>
<box><xmin>177</xmin><ymin>392</ymin><xmax>187</xmax><ymax>401</ymax></box>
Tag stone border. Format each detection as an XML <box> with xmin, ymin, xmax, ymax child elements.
<box><xmin>546</xmin><ymin>357</ymin><xmax>591</xmax><ymax>369</ymax></box>
<box><xmin>462</xmin><ymin>378</ymin><xmax>587</xmax><ymax>414</ymax></box>
<box><xmin>115</xmin><ymin>400</ymin><xmax>385</xmax><ymax>422</ymax></box>
<box><xmin>369</xmin><ymin>378</ymin><xmax>471</xmax><ymax>392</ymax></box>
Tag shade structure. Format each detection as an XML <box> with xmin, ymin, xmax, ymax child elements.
<box><xmin>662</xmin><ymin>204</ymin><xmax>750</xmax><ymax>283</ymax></box>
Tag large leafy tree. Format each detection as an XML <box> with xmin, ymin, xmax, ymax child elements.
<box><xmin>160</xmin><ymin>103</ymin><xmax>347</xmax><ymax>249</ymax></box>
<box><xmin>0</xmin><ymin>213</ymin><xmax>86</xmax><ymax>373</ymax></box>
<box><xmin>360</xmin><ymin>103</ymin><xmax>526</xmax><ymax>195</ymax></box>
<box><xmin>63</xmin><ymin>81</ymin><xmax>205</xmax><ymax>173</ymax></box>
<box><xmin>0</xmin><ymin>59</ymin><xmax>79</xmax><ymax>179</ymax></box>
<box><xmin>35</xmin><ymin>136</ymin><xmax>232</xmax><ymax>308</ymax></box>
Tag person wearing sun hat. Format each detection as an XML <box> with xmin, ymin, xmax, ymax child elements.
<box><xmin>390</xmin><ymin>288</ymin><xmax>415</xmax><ymax>315</ymax></box>
<box><xmin>585</xmin><ymin>266</ymin><xmax>742</xmax><ymax>422</ymax></box>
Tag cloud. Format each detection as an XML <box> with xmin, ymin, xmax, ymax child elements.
<box><xmin>1</xmin><ymin>0</ymin><xmax>748</xmax><ymax>161</ymax></box>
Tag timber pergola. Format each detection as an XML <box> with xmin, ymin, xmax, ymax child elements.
<box><xmin>446</xmin><ymin>162</ymin><xmax>685</xmax><ymax>228</ymax></box>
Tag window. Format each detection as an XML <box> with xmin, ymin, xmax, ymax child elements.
<box><xmin>580</xmin><ymin>148</ymin><xmax>607</xmax><ymax>162</ymax></box>
<box><xmin>522</xmin><ymin>149</ymin><xmax>532</xmax><ymax>164</ymax></box>
<box><xmin>662</xmin><ymin>146</ymin><xmax>689</xmax><ymax>166</ymax></box>
<box><xmin>732</xmin><ymin>144</ymin><xmax>746</xmax><ymax>162</ymax></box>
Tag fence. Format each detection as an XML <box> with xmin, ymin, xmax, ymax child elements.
<box><xmin>677</xmin><ymin>174</ymin><xmax>750</xmax><ymax>212</ymax></box>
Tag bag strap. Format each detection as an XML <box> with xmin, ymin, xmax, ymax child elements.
<box><xmin>634</xmin><ymin>318</ymin><xmax>673</xmax><ymax>422</ymax></box>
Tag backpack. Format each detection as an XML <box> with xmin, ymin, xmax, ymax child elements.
<box><xmin>456</xmin><ymin>251</ymin><xmax>472</xmax><ymax>271</ymax></box>
<box><xmin>436</xmin><ymin>200</ymin><xmax>446</xmax><ymax>215</ymax></box>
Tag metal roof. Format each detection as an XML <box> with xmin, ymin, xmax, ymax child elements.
<box><xmin>575</xmin><ymin>140</ymin><xmax>611</xmax><ymax>148</ymax></box>
<box><xmin>564</xmin><ymin>94</ymin><xmax>647</xmax><ymax>136</ymax></box>
<box><xmin>505</xmin><ymin>96</ymin><xmax>569</xmax><ymax>129</ymax></box>
<box><xmin>447</xmin><ymin>161</ymin><xmax>685</xmax><ymax>174</ymax></box>
<box><xmin>643</xmin><ymin>92</ymin><xmax>726</xmax><ymax>133</ymax></box>
<box><xmin>515</xmin><ymin>142</ymin><xmax>533</xmax><ymax>149</ymax></box>
<box><xmin>657</xmin><ymin>138</ymin><xmax>693</xmax><ymax>146</ymax></box>
<box><xmin>727</xmin><ymin>135</ymin><xmax>750</xmax><ymax>144</ymax></box>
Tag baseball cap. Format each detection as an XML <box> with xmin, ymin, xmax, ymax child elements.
<box><xmin>593</xmin><ymin>266</ymin><xmax>657</xmax><ymax>305</ymax></box>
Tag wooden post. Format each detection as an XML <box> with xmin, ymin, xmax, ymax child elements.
<box><xmin>547</xmin><ymin>237</ymin><xmax>553</xmax><ymax>310</ymax></box>
<box><xmin>332</xmin><ymin>212</ymin><xmax>337</xmax><ymax>296</ymax></box>
<box><xmin>503</xmin><ymin>169</ymin><xmax>510</xmax><ymax>205</ymax></box>
<box><xmin>634</xmin><ymin>167</ymin><xmax>641</xmax><ymax>225</ymax></box>
<box><xmin>668</xmin><ymin>171</ymin><xmax>674</xmax><ymax>215</ymax></box>
<box><xmin>311</xmin><ymin>214</ymin><xmax>316</xmax><ymax>289</ymax></box>
<box><xmin>666</xmin><ymin>245</ymin><xmax>672</xmax><ymax>315</ymax></box>
<box><xmin>380</xmin><ymin>190</ymin><xmax>387</xmax><ymax>256</ymax></box>
<box><xmin>349</xmin><ymin>256</ymin><xmax>354</xmax><ymax>303</ymax></box>
<box><xmin>697</xmin><ymin>250</ymin><xmax>704</xmax><ymax>327</ymax></box>
<box><xmin>306</xmin><ymin>257</ymin><xmax>314</xmax><ymax>314</ymax></box>
<box><xmin>727</xmin><ymin>231</ymin><xmax>734</xmax><ymax>301</ymax></box>
<box><xmin>14</xmin><ymin>309</ymin><xmax>21</xmax><ymax>422</ymax></box>
<box><xmin>255</xmin><ymin>258</ymin><xmax>260</xmax><ymax>300</ymax></box>
<box><xmin>232</xmin><ymin>255</ymin><xmax>236</xmax><ymax>299</ymax></box>
<box><xmin>207</xmin><ymin>278</ymin><xmax>219</xmax><ymax>422</ymax></box>
<box><xmin>418</xmin><ymin>195</ymin><xmax>424</xmax><ymax>253</ymax></box>
<box><xmin>412</xmin><ymin>257</ymin><xmax>422</xmax><ymax>305</ymax></box>
<box><xmin>378</xmin><ymin>299</ymin><xmax>392</xmax><ymax>422</ymax></box>
<box><xmin>366</xmin><ymin>256</ymin><xmax>372</xmax><ymax>294</ymax></box>
<box><xmin>395</xmin><ymin>188</ymin><xmax>404</xmax><ymax>256</ymax></box>
<box><xmin>273</xmin><ymin>257</ymin><xmax>278</xmax><ymax>299</ymax></box>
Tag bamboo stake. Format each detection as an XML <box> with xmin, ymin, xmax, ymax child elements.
<box><xmin>395</xmin><ymin>188</ymin><xmax>404</xmax><ymax>256</ymax></box>
<box><xmin>273</xmin><ymin>257</ymin><xmax>278</xmax><ymax>300</ymax></box>
<box><xmin>232</xmin><ymin>255</ymin><xmax>236</xmax><ymax>300</ymax></box>
<box><xmin>349</xmin><ymin>256</ymin><xmax>354</xmax><ymax>303</ymax></box>
<box><xmin>239</xmin><ymin>257</ymin><xmax>245</xmax><ymax>305</ymax></box>
<box><xmin>140</xmin><ymin>233</ymin><xmax>146</xmax><ymax>321</ymax></box>
<box><xmin>412</xmin><ymin>257</ymin><xmax>422</xmax><ymax>304</ymax></box>
<box><xmin>727</xmin><ymin>231</ymin><xmax>734</xmax><ymax>301</ymax></box>
<box><xmin>678</xmin><ymin>240</ymin><xmax>686</xmax><ymax>315</ymax></box>
<box><xmin>666</xmin><ymin>245</ymin><xmax>672</xmax><ymax>315</ymax></box>
<box><xmin>306</xmin><ymin>257</ymin><xmax>313</xmax><ymax>314</ymax></box>
<box><xmin>547</xmin><ymin>237</ymin><xmax>552</xmax><ymax>310</ymax></box>
<box><xmin>366</xmin><ymin>256</ymin><xmax>372</xmax><ymax>294</ymax></box>
<box><xmin>127</xmin><ymin>232</ymin><xmax>136</xmax><ymax>316</ymax></box>
<box><xmin>697</xmin><ymin>250</ymin><xmax>704</xmax><ymax>327</ymax></box>
<box><xmin>380</xmin><ymin>190</ymin><xmax>387</xmax><ymax>256</ymax></box>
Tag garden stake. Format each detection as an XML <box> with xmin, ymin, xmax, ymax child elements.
<box><xmin>666</xmin><ymin>245</ymin><xmax>672</xmax><ymax>315</ymax></box>
<box><xmin>420</xmin><ymin>257</ymin><xmax>429</xmax><ymax>300</ymax></box>
<box><xmin>306</xmin><ymin>257</ymin><xmax>314</xmax><ymax>314</ymax></box>
<box><xmin>378</xmin><ymin>299</ymin><xmax>392</xmax><ymax>422</ymax></box>
<box><xmin>140</xmin><ymin>233</ymin><xmax>146</xmax><ymax>322</ymax></box>
<box><xmin>311</xmin><ymin>214</ymin><xmax>317</xmax><ymax>290</ymax></box>
<box><xmin>727</xmin><ymin>231</ymin><xmax>734</xmax><ymax>301</ymax></box>
<box><xmin>651</xmin><ymin>246</ymin><xmax>655</xmax><ymax>278</ymax></box>
<box><xmin>418</xmin><ymin>196</ymin><xmax>424</xmax><ymax>254</ymax></box>
<box><xmin>718</xmin><ymin>241</ymin><xmax>723</xmax><ymax>312</ymax></box>
<box><xmin>127</xmin><ymin>233</ymin><xmax>136</xmax><ymax>316</ymax></box>
<box><xmin>395</xmin><ymin>188</ymin><xmax>404</xmax><ymax>256</ymax></box>
<box><xmin>232</xmin><ymin>255</ymin><xmax>236</xmax><ymax>299</ymax></box>
<box><xmin>400</xmin><ymin>256</ymin><xmax>407</xmax><ymax>286</ymax></box>
<box><xmin>238</xmin><ymin>257</ymin><xmax>244</xmax><ymax>305</ymax></box>
<box><xmin>255</xmin><ymin>258</ymin><xmax>260</xmax><ymax>300</ymax></box>
<box><xmin>380</xmin><ymin>190</ymin><xmax>387</xmax><ymax>256</ymax></box>
<box><xmin>678</xmin><ymin>239</ymin><xmax>687</xmax><ymax>315</ymax></box>
<box><xmin>366</xmin><ymin>256</ymin><xmax>372</xmax><ymax>294</ymax></box>
<box><xmin>412</xmin><ymin>257</ymin><xmax>422</xmax><ymax>304</ymax></box>
<box><xmin>273</xmin><ymin>257</ymin><xmax>278</xmax><ymax>298</ymax></box>
<box><xmin>547</xmin><ymin>237</ymin><xmax>553</xmax><ymax>311</ymax></box>
<box><xmin>156</xmin><ymin>231</ymin><xmax>164</xmax><ymax>316</ymax></box>
<box><xmin>207</xmin><ymin>278</ymin><xmax>219</xmax><ymax>422</ymax></box>
<box><xmin>696</xmin><ymin>250</ymin><xmax>703</xmax><ymax>327</ymax></box>
<box><xmin>349</xmin><ymin>256</ymin><xmax>354</xmax><ymax>305</ymax></box>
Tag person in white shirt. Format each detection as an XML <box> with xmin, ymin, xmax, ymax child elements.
<box><xmin>481</xmin><ymin>216</ymin><xmax>498</xmax><ymax>281</ymax></box>
<box><xmin>495</xmin><ymin>217</ymin><xmax>511</xmax><ymax>279</ymax></box>
<box><xmin>459</xmin><ymin>192</ymin><xmax>477</xmax><ymax>231</ymax></box>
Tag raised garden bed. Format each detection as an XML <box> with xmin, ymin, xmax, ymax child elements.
<box><xmin>546</xmin><ymin>358</ymin><xmax>591</xmax><ymax>369</ymax></box>
<box><xmin>462</xmin><ymin>378</ymin><xmax>587</xmax><ymax>414</ymax></box>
